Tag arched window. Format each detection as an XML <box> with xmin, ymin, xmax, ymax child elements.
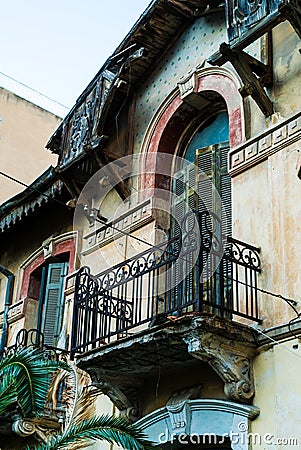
<box><xmin>173</xmin><ymin>110</ymin><xmax>231</xmax><ymax>237</ymax></box>
<box><xmin>171</xmin><ymin>111</ymin><xmax>232</xmax><ymax>313</ymax></box>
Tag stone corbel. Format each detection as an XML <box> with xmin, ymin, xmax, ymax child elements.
<box><xmin>96</xmin><ymin>381</ymin><xmax>139</xmax><ymax>421</ymax></box>
<box><xmin>177</xmin><ymin>62</ymin><xmax>210</xmax><ymax>110</ymax></box>
<box><xmin>166</xmin><ymin>385</ymin><xmax>202</xmax><ymax>436</ymax></box>
<box><xmin>178</xmin><ymin>70</ymin><xmax>198</xmax><ymax>99</ymax></box>
<box><xmin>185</xmin><ymin>334</ymin><xmax>255</xmax><ymax>403</ymax></box>
<box><xmin>42</xmin><ymin>236</ymin><xmax>54</xmax><ymax>259</ymax></box>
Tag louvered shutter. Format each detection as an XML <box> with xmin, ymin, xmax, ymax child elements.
<box><xmin>41</xmin><ymin>262</ymin><xmax>68</xmax><ymax>346</ymax></box>
<box><xmin>218</xmin><ymin>142</ymin><xmax>232</xmax><ymax>311</ymax></box>
<box><xmin>196</xmin><ymin>142</ymin><xmax>231</xmax><ymax>240</ymax></box>
<box><xmin>171</xmin><ymin>164</ymin><xmax>196</xmax><ymax>311</ymax></box>
<box><xmin>195</xmin><ymin>146</ymin><xmax>214</xmax><ymax>303</ymax></box>
<box><xmin>219</xmin><ymin>142</ymin><xmax>232</xmax><ymax>238</ymax></box>
<box><xmin>196</xmin><ymin>142</ymin><xmax>231</xmax><ymax>310</ymax></box>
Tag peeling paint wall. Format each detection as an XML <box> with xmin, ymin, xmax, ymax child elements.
<box><xmin>273</xmin><ymin>22</ymin><xmax>301</xmax><ymax>118</ymax></box>
<box><xmin>232</xmin><ymin>132</ymin><xmax>301</xmax><ymax>328</ymax></box>
<box><xmin>252</xmin><ymin>340</ymin><xmax>301</xmax><ymax>449</ymax></box>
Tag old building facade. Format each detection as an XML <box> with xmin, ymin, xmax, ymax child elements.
<box><xmin>1</xmin><ymin>0</ymin><xmax>301</xmax><ymax>448</ymax></box>
<box><xmin>0</xmin><ymin>76</ymin><xmax>66</xmax><ymax>203</ymax></box>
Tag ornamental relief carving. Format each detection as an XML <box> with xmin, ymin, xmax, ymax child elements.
<box><xmin>185</xmin><ymin>333</ymin><xmax>255</xmax><ymax>403</ymax></box>
<box><xmin>61</xmin><ymin>71</ymin><xmax>115</xmax><ymax>168</ymax></box>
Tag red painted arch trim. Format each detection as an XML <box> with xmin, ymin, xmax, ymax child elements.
<box><xmin>140</xmin><ymin>71</ymin><xmax>244</xmax><ymax>192</ymax></box>
<box><xmin>20</xmin><ymin>237</ymin><xmax>76</xmax><ymax>299</ymax></box>
<box><xmin>197</xmin><ymin>73</ymin><xmax>243</xmax><ymax>148</ymax></box>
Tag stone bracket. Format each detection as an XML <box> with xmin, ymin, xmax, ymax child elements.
<box><xmin>166</xmin><ymin>385</ymin><xmax>202</xmax><ymax>436</ymax></box>
<box><xmin>185</xmin><ymin>333</ymin><xmax>255</xmax><ymax>403</ymax></box>
<box><xmin>94</xmin><ymin>380</ymin><xmax>140</xmax><ymax>421</ymax></box>
<box><xmin>217</xmin><ymin>43</ymin><xmax>274</xmax><ymax>117</ymax></box>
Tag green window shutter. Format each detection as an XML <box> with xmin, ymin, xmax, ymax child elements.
<box><xmin>196</xmin><ymin>142</ymin><xmax>232</xmax><ymax>311</ymax></box>
<box><xmin>195</xmin><ymin>145</ymin><xmax>213</xmax><ymax>223</ymax></box>
<box><xmin>218</xmin><ymin>141</ymin><xmax>232</xmax><ymax>238</ymax></box>
<box><xmin>171</xmin><ymin>142</ymin><xmax>231</xmax><ymax>312</ymax></box>
<box><xmin>41</xmin><ymin>262</ymin><xmax>68</xmax><ymax>346</ymax></box>
<box><xmin>195</xmin><ymin>146</ymin><xmax>214</xmax><ymax>289</ymax></box>
<box><xmin>171</xmin><ymin>166</ymin><xmax>195</xmax><ymax>310</ymax></box>
<box><xmin>196</xmin><ymin>142</ymin><xmax>231</xmax><ymax>237</ymax></box>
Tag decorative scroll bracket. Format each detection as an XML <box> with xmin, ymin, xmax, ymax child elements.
<box><xmin>92</xmin><ymin>378</ymin><xmax>140</xmax><ymax>421</ymax></box>
<box><xmin>12</xmin><ymin>419</ymin><xmax>36</xmax><ymax>437</ymax></box>
<box><xmin>185</xmin><ymin>331</ymin><xmax>255</xmax><ymax>403</ymax></box>
<box><xmin>218</xmin><ymin>43</ymin><xmax>274</xmax><ymax>117</ymax></box>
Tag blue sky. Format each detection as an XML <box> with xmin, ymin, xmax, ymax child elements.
<box><xmin>0</xmin><ymin>0</ymin><xmax>151</xmax><ymax>108</ymax></box>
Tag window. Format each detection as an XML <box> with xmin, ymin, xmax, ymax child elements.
<box><xmin>174</xmin><ymin>111</ymin><xmax>231</xmax><ymax>237</ymax></box>
<box><xmin>29</xmin><ymin>259</ymin><xmax>69</xmax><ymax>347</ymax></box>
<box><xmin>171</xmin><ymin>111</ymin><xmax>231</xmax><ymax>311</ymax></box>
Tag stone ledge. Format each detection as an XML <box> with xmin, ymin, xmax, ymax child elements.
<box><xmin>229</xmin><ymin>111</ymin><xmax>301</xmax><ymax>176</ymax></box>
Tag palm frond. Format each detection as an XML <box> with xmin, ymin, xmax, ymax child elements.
<box><xmin>0</xmin><ymin>375</ymin><xmax>18</xmax><ymax>415</ymax></box>
<box><xmin>0</xmin><ymin>347</ymin><xmax>69</xmax><ymax>417</ymax></box>
<box><xmin>72</xmin><ymin>385</ymin><xmax>100</xmax><ymax>425</ymax></box>
<box><xmin>31</xmin><ymin>415</ymin><xmax>156</xmax><ymax>450</ymax></box>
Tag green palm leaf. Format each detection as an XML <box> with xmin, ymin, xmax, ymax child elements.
<box><xmin>0</xmin><ymin>374</ymin><xmax>18</xmax><ymax>416</ymax></box>
<box><xmin>31</xmin><ymin>415</ymin><xmax>156</xmax><ymax>450</ymax></box>
<box><xmin>0</xmin><ymin>347</ymin><xmax>69</xmax><ymax>417</ymax></box>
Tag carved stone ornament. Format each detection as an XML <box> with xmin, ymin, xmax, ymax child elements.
<box><xmin>42</xmin><ymin>236</ymin><xmax>54</xmax><ymax>259</ymax></box>
<box><xmin>177</xmin><ymin>62</ymin><xmax>205</xmax><ymax>100</ymax></box>
<box><xmin>97</xmin><ymin>381</ymin><xmax>139</xmax><ymax>421</ymax></box>
<box><xmin>12</xmin><ymin>419</ymin><xmax>36</xmax><ymax>437</ymax></box>
<box><xmin>185</xmin><ymin>334</ymin><xmax>255</xmax><ymax>402</ymax></box>
<box><xmin>178</xmin><ymin>71</ymin><xmax>198</xmax><ymax>99</ymax></box>
<box><xmin>166</xmin><ymin>386</ymin><xmax>202</xmax><ymax>436</ymax></box>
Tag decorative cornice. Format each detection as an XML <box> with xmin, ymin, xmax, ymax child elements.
<box><xmin>137</xmin><ymin>399</ymin><xmax>259</xmax><ymax>431</ymax></box>
<box><xmin>229</xmin><ymin>111</ymin><xmax>301</xmax><ymax>176</ymax></box>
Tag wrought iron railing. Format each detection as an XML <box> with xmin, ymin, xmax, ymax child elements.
<box><xmin>71</xmin><ymin>211</ymin><xmax>261</xmax><ymax>357</ymax></box>
<box><xmin>1</xmin><ymin>328</ymin><xmax>68</xmax><ymax>361</ymax></box>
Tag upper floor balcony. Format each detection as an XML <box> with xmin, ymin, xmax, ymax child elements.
<box><xmin>71</xmin><ymin>210</ymin><xmax>261</xmax><ymax>358</ymax></box>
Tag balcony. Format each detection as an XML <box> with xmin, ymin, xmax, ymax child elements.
<box><xmin>71</xmin><ymin>211</ymin><xmax>261</xmax><ymax>358</ymax></box>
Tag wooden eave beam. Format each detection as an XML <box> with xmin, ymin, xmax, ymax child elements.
<box><xmin>54</xmin><ymin>168</ymin><xmax>81</xmax><ymax>199</ymax></box>
<box><xmin>209</xmin><ymin>12</ymin><xmax>284</xmax><ymax>66</ymax></box>
<box><xmin>279</xmin><ymin>0</ymin><xmax>301</xmax><ymax>40</ymax></box>
<box><xmin>219</xmin><ymin>44</ymin><xmax>274</xmax><ymax>117</ymax></box>
<box><xmin>92</xmin><ymin>151</ymin><xmax>130</xmax><ymax>201</ymax></box>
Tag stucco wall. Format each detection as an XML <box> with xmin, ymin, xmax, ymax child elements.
<box><xmin>0</xmin><ymin>88</ymin><xmax>60</xmax><ymax>204</ymax></box>
<box><xmin>273</xmin><ymin>22</ymin><xmax>301</xmax><ymax>118</ymax></box>
<box><xmin>252</xmin><ymin>339</ymin><xmax>301</xmax><ymax>449</ymax></box>
<box><xmin>232</xmin><ymin>140</ymin><xmax>301</xmax><ymax>328</ymax></box>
